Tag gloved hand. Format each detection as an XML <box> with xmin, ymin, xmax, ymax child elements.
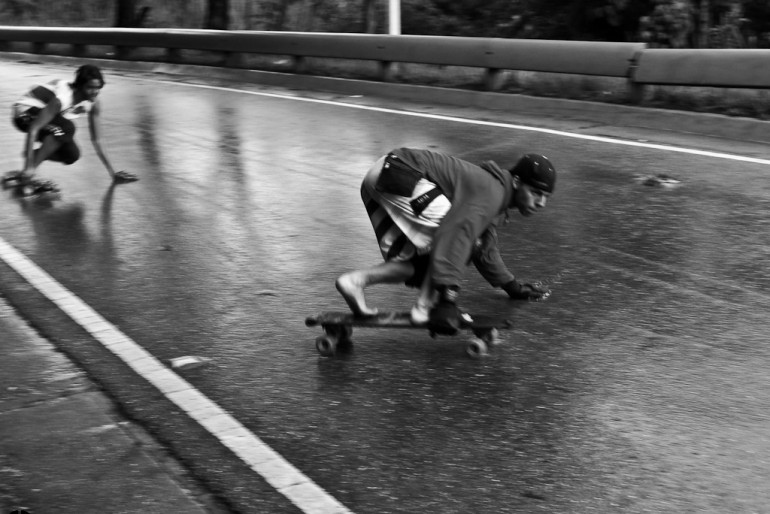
<box><xmin>503</xmin><ymin>279</ymin><xmax>550</xmax><ymax>300</ymax></box>
<box><xmin>427</xmin><ymin>286</ymin><xmax>462</xmax><ymax>336</ymax></box>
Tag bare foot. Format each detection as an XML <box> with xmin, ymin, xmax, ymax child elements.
<box><xmin>335</xmin><ymin>273</ymin><xmax>379</xmax><ymax>317</ymax></box>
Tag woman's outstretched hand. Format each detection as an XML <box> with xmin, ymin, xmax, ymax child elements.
<box><xmin>112</xmin><ymin>170</ymin><xmax>139</xmax><ymax>183</ymax></box>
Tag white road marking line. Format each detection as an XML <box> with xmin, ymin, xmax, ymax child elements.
<box><xmin>148</xmin><ymin>78</ymin><xmax>770</xmax><ymax>166</ymax></box>
<box><xmin>0</xmin><ymin>237</ymin><xmax>353</xmax><ymax>514</ymax></box>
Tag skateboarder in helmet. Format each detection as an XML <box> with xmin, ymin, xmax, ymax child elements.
<box><xmin>336</xmin><ymin>147</ymin><xmax>556</xmax><ymax>335</ymax></box>
<box><xmin>7</xmin><ymin>64</ymin><xmax>137</xmax><ymax>188</ymax></box>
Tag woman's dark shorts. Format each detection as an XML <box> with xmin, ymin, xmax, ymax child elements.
<box><xmin>13</xmin><ymin>107</ymin><xmax>80</xmax><ymax>165</ymax></box>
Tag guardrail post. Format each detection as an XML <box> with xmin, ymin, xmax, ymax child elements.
<box><xmin>72</xmin><ymin>44</ymin><xmax>86</xmax><ymax>58</ymax></box>
<box><xmin>626</xmin><ymin>52</ymin><xmax>645</xmax><ymax>104</ymax></box>
<box><xmin>293</xmin><ymin>56</ymin><xmax>307</xmax><ymax>74</ymax></box>
<box><xmin>32</xmin><ymin>41</ymin><xmax>46</xmax><ymax>54</ymax></box>
<box><xmin>628</xmin><ymin>81</ymin><xmax>646</xmax><ymax>104</ymax></box>
<box><xmin>223</xmin><ymin>52</ymin><xmax>244</xmax><ymax>68</ymax></box>
<box><xmin>165</xmin><ymin>48</ymin><xmax>182</xmax><ymax>64</ymax></box>
<box><xmin>115</xmin><ymin>46</ymin><xmax>133</xmax><ymax>60</ymax></box>
<box><xmin>484</xmin><ymin>68</ymin><xmax>505</xmax><ymax>91</ymax></box>
<box><xmin>379</xmin><ymin>61</ymin><xmax>397</xmax><ymax>82</ymax></box>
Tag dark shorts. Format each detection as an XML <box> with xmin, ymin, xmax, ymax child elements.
<box><xmin>13</xmin><ymin>107</ymin><xmax>81</xmax><ymax>165</ymax></box>
<box><xmin>361</xmin><ymin>156</ymin><xmax>450</xmax><ymax>289</ymax></box>
<box><xmin>361</xmin><ymin>179</ymin><xmax>430</xmax><ymax>289</ymax></box>
<box><xmin>405</xmin><ymin>253</ymin><xmax>430</xmax><ymax>289</ymax></box>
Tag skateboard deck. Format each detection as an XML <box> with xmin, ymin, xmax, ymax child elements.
<box><xmin>306</xmin><ymin>310</ymin><xmax>512</xmax><ymax>358</ymax></box>
<box><xmin>2</xmin><ymin>172</ymin><xmax>61</xmax><ymax>199</ymax></box>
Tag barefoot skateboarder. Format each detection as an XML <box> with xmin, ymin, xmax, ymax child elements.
<box><xmin>336</xmin><ymin>147</ymin><xmax>556</xmax><ymax>336</ymax></box>
<box><xmin>5</xmin><ymin>64</ymin><xmax>137</xmax><ymax>193</ymax></box>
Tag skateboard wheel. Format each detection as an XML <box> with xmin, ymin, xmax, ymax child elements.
<box><xmin>466</xmin><ymin>338</ymin><xmax>489</xmax><ymax>359</ymax></box>
<box><xmin>481</xmin><ymin>328</ymin><xmax>501</xmax><ymax>346</ymax></box>
<box><xmin>315</xmin><ymin>335</ymin><xmax>337</xmax><ymax>357</ymax></box>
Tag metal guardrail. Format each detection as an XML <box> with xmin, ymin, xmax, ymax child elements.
<box><xmin>1</xmin><ymin>26</ymin><xmax>768</xmax><ymax>100</ymax></box>
<box><xmin>632</xmin><ymin>48</ymin><xmax>770</xmax><ymax>88</ymax></box>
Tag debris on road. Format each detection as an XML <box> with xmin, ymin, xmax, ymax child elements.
<box><xmin>168</xmin><ymin>355</ymin><xmax>211</xmax><ymax>370</ymax></box>
<box><xmin>634</xmin><ymin>173</ymin><xmax>681</xmax><ymax>188</ymax></box>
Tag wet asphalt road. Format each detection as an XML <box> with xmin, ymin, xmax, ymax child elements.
<box><xmin>1</xmin><ymin>58</ymin><xmax>770</xmax><ymax>513</ymax></box>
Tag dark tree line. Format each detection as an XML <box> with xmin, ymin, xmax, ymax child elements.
<box><xmin>111</xmin><ymin>0</ymin><xmax>770</xmax><ymax>48</ymax></box>
<box><xmin>399</xmin><ymin>0</ymin><xmax>770</xmax><ymax>47</ymax></box>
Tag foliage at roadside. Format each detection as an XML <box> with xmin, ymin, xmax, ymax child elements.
<box><xmin>397</xmin><ymin>0</ymin><xmax>770</xmax><ymax>48</ymax></box>
<box><xmin>2</xmin><ymin>0</ymin><xmax>769</xmax><ymax>48</ymax></box>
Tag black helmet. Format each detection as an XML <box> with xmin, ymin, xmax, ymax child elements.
<box><xmin>510</xmin><ymin>154</ymin><xmax>556</xmax><ymax>193</ymax></box>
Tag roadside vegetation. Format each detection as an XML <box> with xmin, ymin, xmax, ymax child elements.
<box><xmin>2</xmin><ymin>0</ymin><xmax>770</xmax><ymax>120</ymax></box>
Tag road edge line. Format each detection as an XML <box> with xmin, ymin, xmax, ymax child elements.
<box><xmin>0</xmin><ymin>236</ymin><xmax>353</xmax><ymax>514</ymax></box>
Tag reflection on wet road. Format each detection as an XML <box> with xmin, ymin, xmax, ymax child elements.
<box><xmin>1</xmin><ymin>59</ymin><xmax>769</xmax><ymax>513</ymax></box>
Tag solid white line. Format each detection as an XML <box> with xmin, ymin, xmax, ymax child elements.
<box><xmin>0</xmin><ymin>237</ymin><xmax>353</xmax><ymax>514</ymax></box>
<box><xmin>148</xmin><ymin>78</ymin><xmax>770</xmax><ymax>166</ymax></box>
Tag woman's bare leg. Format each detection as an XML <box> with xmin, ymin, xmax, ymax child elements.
<box><xmin>21</xmin><ymin>135</ymin><xmax>61</xmax><ymax>177</ymax></box>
